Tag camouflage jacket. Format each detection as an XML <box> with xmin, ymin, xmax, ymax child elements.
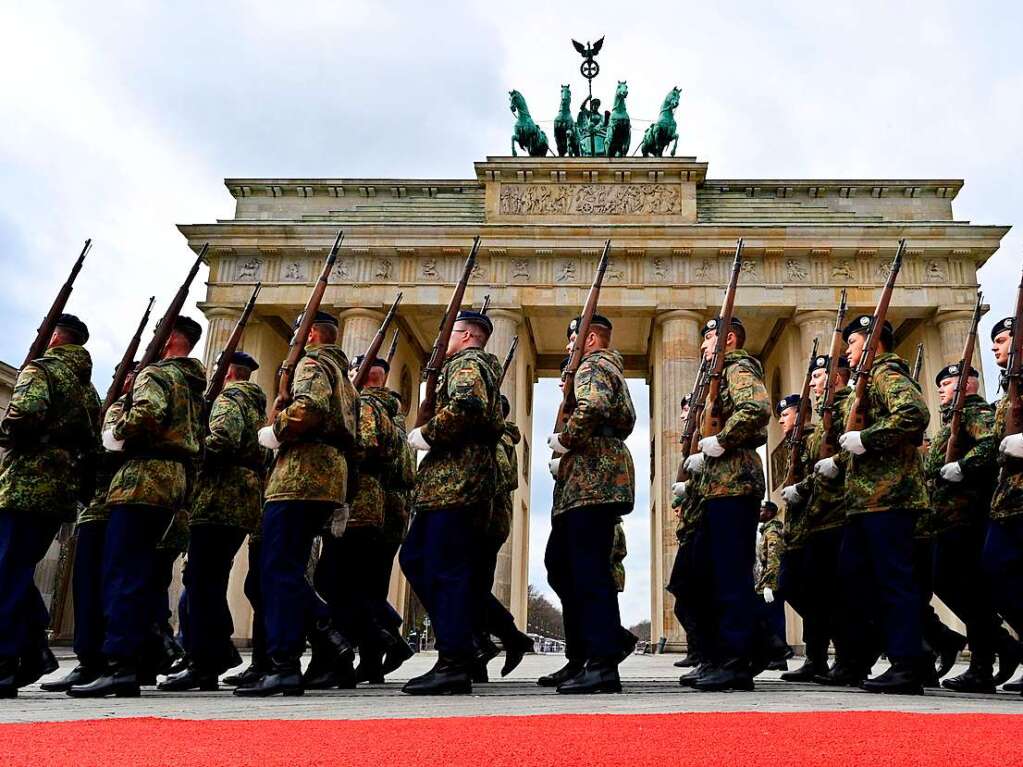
<box><xmin>0</xmin><ymin>344</ymin><xmax>100</xmax><ymax>521</ymax></box>
<box><xmin>190</xmin><ymin>381</ymin><xmax>269</xmax><ymax>533</ymax></box>
<box><xmin>382</xmin><ymin>407</ymin><xmax>415</xmax><ymax>546</ymax></box>
<box><xmin>611</xmin><ymin>518</ymin><xmax>627</xmax><ymax>592</ymax></box>
<box><xmin>701</xmin><ymin>350</ymin><xmax>770</xmax><ymax>501</ymax></box>
<box><xmin>781</xmin><ymin>431</ymin><xmax>813</xmax><ymax>549</ymax></box>
<box><xmin>674</xmin><ymin>469</ymin><xmax>706</xmax><ymax>546</ymax></box>
<box><xmin>488</xmin><ymin>421</ymin><xmax>521</xmax><ymax>544</ymax></box>
<box><xmin>349</xmin><ymin>387</ymin><xmax>401</xmax><ymax>529</ymax></box>
<box><xmin>107</xmin><ymin>357</ymin><xmax>207</xmax><ymax>510</ymax></box>
<box><xmin>552</xmin><ymin>350</ymin><xmax>636</xmax><ymax>516</ymax></box>
<box><xmin>416</xmin><ymin>347</ymin><xmax>504</xmax><ymax>513</ymax></box>
<box><xmin>265</xmin><ymin>344</ymin><xmax>358</xmax><ymax>505</ymax></box>
<box><xmin>989</xmin><ymin>391</ymin><xmax>1023</xmax><ymax>521</ymax></box>
<box><xmin>755</xmin><ymin>518</ymin><xmax>785</xmax><ymax>593</ymax></box>
<box><xmin>797</xmin><ymin>387</ymin><xmax>851</xmax><ymax>536</ymax></box>
<box><xmin>839</xmin><ymin>353</ymin><xmax>930</xmax><ymax>515</ymax></box>
<box><xmin>79</xmin><ymin>396</ymin><xmax>128</xmax><ymax>525</ymax></box>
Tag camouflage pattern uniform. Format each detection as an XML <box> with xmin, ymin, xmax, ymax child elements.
<box><xmin>611</xmin><ymin>520</ymin><xmax>627</xmax><ymax>592</ymax></box>
<box><xmin>781</xmin><ymin>432</ymin><xmax>814</xmax><ymax>552</ymax></box>
<box><xmin>488</xmin><ymin>421</ymin><xmax>521</xmax><ymax>546</ymax></box>
<box><xmin>666</xmin><ymin>467</ymin><xmax>707</xmax><ymax>662</ymax></box>
<box><xmin>755</xmin><ymin>518</ymin><xmax>784</xmax><ymax>594</ymax></box>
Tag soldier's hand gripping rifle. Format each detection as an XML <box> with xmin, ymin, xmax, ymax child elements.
<box><xmin>553</xmin><ymin>239</ymin><xmax>611</xmax><ymax>437</ymax></box>
<box><xmin>415</xmin><ymin>237</ymin><xmax>481</xmax><ymax>428</ymax></box>
<box><xmin>844</xmin><ymin>239</ymin><xmax>906</xmax><ymax>435</ymax></box>
<box><xmin>385</xmin><ymin>329</ymin><xmax>400</xmax><ymax>367</ymax></box>
<box><xmin>944</xmin><ymin>291</ymin><xmax>983</xmax><ymax>463</ymax></box>
<box><xmin>204</xmin><ymin>282</ymin><xmax>261</xmax><ymax>410</ymax></box>
<box><xmin>912</xmin><ymin>343</ymin><xmax>925</xmax><ymax>383</ymax></box>
<box><xmin>499</xmin><ymin>336</ymin><xmax>519</xmax><ymax>387</ymax></box>
<box><xmin>21</xmin><ymin>238</ymin><xmax>93</xmax><ymax>368</ymax></box>
<box><xmin>817</xmin><ymin>289</ymin><xmax>848</xmax><ymax>460</ymax></box>
<box><xmin>102</xmin><ymin>296</ymin><xmax>154</xmax><ymax>415</ymax></box>
<box><xmin>352</xmin><ymin>292</ymin><xmax>403</xmax><ymax>391</ymax></box>
<box><xmin>267</xmin><ymin>230</ymin><xmax>343</xmax><ymax>424</ymax></box>
<box><xmin>783</xmin><ymin>338</ymin><xmax>819</xmax><ymax>487</ymax></box>
<box><xmin>675</xmin><ymin>358</ymin><xmax>711</xmax><ymax>483</ymax></box>
<box><xmin>699</xmin><ymin>238</ymin><xmax>744</xmax><ymax>438</ymax></box>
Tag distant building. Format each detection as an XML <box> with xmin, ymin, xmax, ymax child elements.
<box><xmin>0</xmin><ymin>360</ymin><xmax>15</xmax><ymax>413</ymax></box>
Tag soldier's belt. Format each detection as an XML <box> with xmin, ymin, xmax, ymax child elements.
<box><xmin>125</xmin><ymin>448</ymin><xmax>196</xmax><ymax>463</ymax></box>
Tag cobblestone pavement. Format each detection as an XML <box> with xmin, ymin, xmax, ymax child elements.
<box><xmin>4</xmin><ymin>652</ymin><xmax>1023</xmax><ymax>723</ymax></box>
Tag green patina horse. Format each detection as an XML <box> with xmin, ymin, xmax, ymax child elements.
<box><xmin>641</xmin><ymin>86</ymin><xmax>681</xmax><ymax>157</ymax></box>
<box><xmin>605</xmin><ymin>81</ymin><xmax>631</xmax><ymax>157</ymax></box>
<box><xmin>509</xmin><ymin>90</ymin><xmax>550</xmax><ymax>157</ymax></box>
<box><xmin>553</xmin><ymin>84</ymin><xmax>580</xmax><ymax>157</ymax></box>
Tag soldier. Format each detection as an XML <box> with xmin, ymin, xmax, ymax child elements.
<box><xmin>755</xmin><ymin>500</ymin><xmax>788</xmax><ymax>666</ymax></box>
<box><xmin>472</xmin><ymin>394</ymin><xmax>534</xmax><ymax>681</ymax></box>
<box><xmin>818</xmin><ymin>315</ymin><xmax>930</xmax><ymax>694</ymax></box>
<box><xmin>159</xmin><ymin>351</ymin><xmax>267</xmax><ymax>691</ymax></box>
<box><xmin>400</xmin><ymin>310</ymin><xmax>504</xmax><ymax>695</ymax></box>
<box><xmin>69</xmin><ymin>316</ymin><xmax>206</xmax><ymax>698</ymax></box>
<box><xmin>235</xmin><ymin>310</ymin><xmax>358</xmax><ymax>697</ymax></box>
<box><xmin>545</xmin><ymin>314</ymin><xmax>636</xmax><ymax>694</ymax></box>
<box><xmin>682</xmin><ymin>316</ymin><xmax>770</xmax><ymax>691</ymax></box>
<box><xmin>0</xmin><ymin>315</ymin><xmax>99</xmax><ymax>698</ymax></box>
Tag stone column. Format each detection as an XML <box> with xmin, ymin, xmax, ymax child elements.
<box><xmin>339</xmin><ymin>308</ymin><xmax>385</xmax><ymax>361</ymax></box>
<box><xmin>935</xmin><ymin>310</ymin><xmax>976</xmax><ymax>365</ymax></box>
<box><xmin>201</xmin><ymin>307</ymin><xmax>242</xmax><ymax>373</ymax></box>
<box><xmin>793</xmin><ymin>310</ymin><xmax>835</xmax><ymax>368</ymax></box>
<box><xmin>652</xmin><ymin>310</ymin><xmax>703</xmax><ymax>650</ymax></box>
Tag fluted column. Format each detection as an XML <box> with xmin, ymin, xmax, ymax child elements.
<box><xmin>935</xmin><ymin>309</ymin><xmax>976</xmax><ymax>365</ymax></box>
<box><xmin>201</xmin><ymin>307</ymin><xmax>242</xmax><ymax>374</ymax></box>
<box><xmin>339</xmin><ymin>308</ymin><xmax>385</xmax><ymax>362</ymax></box>
<box><xmin>793</xmin><ymin>310</ymin><xmax>835</xmax><ymax>364</ymax></box>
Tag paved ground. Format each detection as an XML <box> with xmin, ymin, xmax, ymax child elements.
<box><xmin>4</xmin><ymin>652</ymin><xmax>1023</xmax><ymax>723</ymax></box>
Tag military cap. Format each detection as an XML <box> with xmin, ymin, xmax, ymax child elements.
<box><xmin>567</xmin><ymin>314</ymin><xmax>613</xmax><ymax>339</ymax></box>
<box><xmin>700</xmin><ymin>316</ymin><xmax>744</xmax><ymax>338</ymax></box>
<box><xmin>351</xmin><ymin>354</ymin><xmax>389</xmax><ymax>375</ymax></box>
<box><xmin>293</xmin><ymin>310</ymin><xmax>338</xmax><ymax>330</ymax></box>
<box><xmin>229</xmin><ymin>351</ymin><xmax>259</xmax><ymax>371</ymax></box>
<box><xmin>55</xmin><ymin>313</ymin><xmax>89</xmax><ymax>343</ymax></box>
<box><xmin>842</xmin><ymin>315</ymin><xmax>893</xmax><ymax>343</ymax></box>
<box><xmin>455</xmin><ymin>309</ymin><xmax>493</xmax><ymax>336</ymax></box>
<box><xmin>761</xmin><ymin>500</ymin><xmax>778</xmax><ymax>513</ymax></box>
<box><xmin>809</xmin><ymin>354</ymin><xmax>851</xmax><ymax>373</ymax></box>
<box><xmin>934</xmin><ymin>363</ymin><xmax>979</xmax><ymax>387</ymax></box>
<box><xmin>775</xmin><ymin>393</ymin><xmax>801</xmax><ymax>417</ymax></box>
<box><xmin>173</xmin><ymin>315</ymin><xmax>203</xmax><ymax>346</ymax></box>
<box><xmin>680</xmin><ymin>394</ymin><xmax>690</xmax><ymax>409</ymax></box>
<box><xmin>991</xmin><ymin>316</ymin><xmax>1015</xmax><ymax>341</ymax></box>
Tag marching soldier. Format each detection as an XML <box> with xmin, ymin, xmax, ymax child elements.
<box><xmin>0</xmin><ymin>315</ymin><xmax>99</xmax><ymax>698</ymax></box>
<box><xmin>237</xmin><ymin>310</ymin><xmax>359</xmax><ymax>697</ymax></box>
<box><xmin>69</xmin><ymin>316</ymin><xmax>206</xmax><ymax>698</ymax></box>
<box><xmin>754</xmin><ymin>500</ymin><xmax>787</xmax><ymax>663</ymax></box>
<box><xmin>159</xmin><ymin>351</ymin><xmax>267</xmax><ymax>691</ymax></box>
<box><xmin>682</xmin><ymin>317</ymin><xmax>770</xmax><ymax>691</ymax></box>
<box><xmin>400</xmin><ymin>310</ymin><xmax>504</xmax><ymax>695</ymax></box>
<box><xmin>545</xmin><ymin>314</ymin><xmax>636</xmax><ymax>694</ymax></box>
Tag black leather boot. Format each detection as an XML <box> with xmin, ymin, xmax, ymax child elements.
<box><xmin>942</xmin><ymin>662</ymin><xmax>996</xmax><ymax>694</ymax></box>
<box><xmin>157</xmin><ymin>664</ymin><xmax>219</xmax><ymax>692</ymax></box>
<box><xmin>355</xmin><ymin>647</ymin><xmax>385</xmax><ymax>684</ymax></box>
<box><xmin>501</xmin><ymin>631</ymin><xmax>534</xmax><ymax>677</ymax></box>
<box><xmin>678</xmin><ymin>662</ymin><xmax>711</xmax><ymax>688</ymax></box>
<box><xmin>617</xmin><ymin>630</ymin><xmax>639</xmax><ymax>664</ymax></box>
<box><xmin>995</xmin><ymin>632</ymin><xmax>1021</xmax><ymax>686</ymax></box>
<box><xmin>380</xmin><ymin>629</ymin><xmax>415</xmax><ymax>676</ymax></box>
<box><xmin>556</xmin><ymin>659</ymin><xmax>622</xmax><ymax>694</ymax></box>
<box><xmin>67</xmin><ymin>660</ymin><xmax>141</xmax><ymax>698</ymax></box>
<box><xmin>472</xmin><ymin>636</ymin><xmax>500</xmax><ymax>683</ymax></box>
<box><xmin>234</xmin><ymin>656</ymin><xmax>303</xmax><ymax>697</ymax></box>
<box><xmin>781</xmin><ymin>657</ymin><xmax>826</xmax><ymax>682</ymax></box>
<box><xmin>674</xmin><ymin>652</ymin><xmax>701</xmax><ymax>668</ymax></box>
<box><xmin>402</xmin><ymin>657</ymin><xmax>472</xmax><ymax>695</ymax></box>
<box><xmin>303</xmin><ymin>621</ymin><xmax>356</xmax><ymax>689</ymax></box>
<box><xmin>40</xmin><ymin>662</ymin><xmax>104</xmax><ymax>692</ymax></box>
<box><xmin>15</xmin><ymin>646</ymin><xmax>59</xmax><ymax>688</ymax></box>
<box><xmin>223</xmin><ymin>663</ymin><xmax>267</xmax><ymax>688</ymax></box>
<box><xmin>693</xmin><ymin>658</ymin><xmax>754</xmax><ymax>692</ymax></box>
<box><xmin>813</xmin><ymin>660</ymin><xmax>867</xmax><ymax>687</ymax></box>
<box><xmin>936</xmin><ymin>630</ymin><xmax>967</xmax><ymax>679</ymax></box>
<box><xmin>0</xmin><ymin>657</ymin><xmax>18</xmax><ymax>699</ymax></box>
<box><xmin>537</xmin><ymin>660</ymin><xmax>584</xmax><ymax>688</ymax></box>
<box><xmin>861</xmin><ymin>662</ymin><xmax>924</xmax><ymax>695</ymax></box>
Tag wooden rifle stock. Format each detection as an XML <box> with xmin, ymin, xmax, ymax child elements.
<box><xmin>676</xmin><ymin>358</ymin><xmax>711</xmax><ymax>483</ymax></box>
<box><xmin>204</xmin><ymin>282</ymin><xmax>261</xmax><ymax>409</ymax></box>
<box><xmin>352</xmin><ymin>292</ymin><xmax>403</xmax><ymax>391</ymax></box>
<box><xmin>911</xmin><ymin>343</ymin><xmax>925</xmax><ymax>383</ymax></box>
<box><xmin>22</xmin><ymin>238</ymin><xmax>92</xmax><ymax>368</ymax></box>
<box><xmin>102</xmin><ymin>296</ymin><xmax>154</xmax><ymax>414</ymax></box>
<box><xmin>1005</xmin><ymin>266</ymin><xmax>1023</xmax><ymax>441</ymax></box>
<box><xmin>700</xmin><ymin>238</ymin><xmax>744</xmax><ymax>438</ymax></box>
<box><xmin>945</xmin><ymin>291</ymin><xmax>983</xmax><ymax>463</ymax></box>
<box><xmin>817</xmin><ymin>289</ymin><xmax>848</xmax><ymax>460</ymax></box>
<box><xmin>783</xmin><ymin>338</ymin><xmax>819</xmax><ymax>487</ymax></box>
<box><xmin>499</xmin><ymin>336</ymin><xmax>519</xmax><ymax>387</ymax></box>
<box><xmin>415</xmin><ymin>237</ymin><xmax>481</xmax><ymax>428</ymax></box>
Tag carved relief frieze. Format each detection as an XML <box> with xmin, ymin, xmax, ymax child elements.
<box><xmin>831</xmin><ymin>259</ymin><xmax>855</xmax><ymax>281</ymax></box>
<box><xmin>421</xmin><ymin>258</ymin><xmax>438</xmax><ymax>279</ymax></box>
<box><xmin>375</xmin><ymin>258</ymin><xmax>393</xmax><ymax>280</ymax></box>
<box><xmin>236</xmin><ymin>257</ymin><xmax>262</xmax><ymax>282</ymax></box>
<box><xmin>282</xmin><ymin>261</ymin><xmax>306</xmax><ymax>281</ymax></box>
<box><xmin>499</xmin><ymin>183</ymin><xmax>681</xmax><ymax>216</ymax></box>
<box><xmin>925</xmin><ymin>260</ymin><xmax>946</xmax><ymax>282</ymax></box>
<box><xmin>785</xmin><ymin>258</ymin><xmax>808</xmax><ymax>282</ymax></box>
<box><xmin>556</xmin><ymin>260</ymin><xmax>577</xmax><ymax>283</ymax></box>
<box><xmin>693</xmin><ymin>258</ymin><xmax>712</xmax><ymax>282</ymax></box>
<box><xmin>331</xmin><ymin>258</ymin><xmax>351</xmax><ymax>281</ymax></box>
<box><xmin>511</xmin><ymin>258</ymin><xmax>530</xmax><ymax>280</ymax></box>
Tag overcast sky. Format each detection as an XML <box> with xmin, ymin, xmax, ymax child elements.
<box><xmin>4</xmin><ymin>1</ymin><xmax>1023</xmax><ymax>626</ymax></box>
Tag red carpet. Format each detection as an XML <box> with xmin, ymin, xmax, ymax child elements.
<box><xmin>1</xmin><ymin>712</ymin><xmax>1021</xmax><ymax>766</ymax></box>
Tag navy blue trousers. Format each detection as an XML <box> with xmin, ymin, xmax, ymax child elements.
<box><xmin>802</xmin><ymin>527</ymin><xmax>847</xmax><ymax>663</ymax></box>
<box><xmin>182</xmin><ymin>524</ymin><xmax>246</xmax><ymax>671</ymax></box>
<box><xmin>72</xmin><ymin>520</ymin><xmax>107</xmax><ymax>664</ymax></box>
<box><xmin>101</xmin><ymin>505</ymin><xmax>173</xmax><ymax>660</ymax></box>
<box><xmin>694</xmin><ymin>497</ymin><xmax>759</xmax><ymax>664</ymax></box>
<box><xmin>0</xmin><ymin>512</ymin><xmax>59</xmax><ymax>659</ymax></box>
<box><xmin>244</xmin><ymin>539</ymin><xmax>266</xmax><ymax>665</ymax></box>
<box><xmin>260</xmin><ymin>500</ymin><xmax>335</xmax><ymax>659</ymax></box>
<box><xmin>544</xmin><ymin>505</ymin><xmax>623</xmax><ymax>662</ymax></box>
<box><xmin>667</xmin><ymin>537</ymin><xmax>708</xmax><ymax>659</ymax></box>
<box><xmin>983</xmin><ymin>516</ymin><xmax>1023</xmax><ymax>636</ymax></box>
<box><xmin>838</xmin><ymin>510</ymin><xmax>922</xmax><ymax>665</ymax></box>
<box><xmin>369</xmin><ymin>540</ymin><xmax>403</xmax><ymax>636</ymax></box>
<box><xmin>472</xmin><ymin>536</ymin><xmax>518</xmax><ymax>644</ymax></box>
<box><xmin>400</xmin><ymin>505</ymin><xmax>482</xmax><ymax>659</ymax></box>
<box><xmin>316</xmin><ymin>527</ymin><xmax>378</xmax><ymax>646</ymax></box>
<box><xmin>933</xmin><ymin>524</ymin><xmax>997</xmax><ymax>666</ymax></box>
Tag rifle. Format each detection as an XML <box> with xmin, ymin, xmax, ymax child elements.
<box><xmin>554</xmin><ymin>240</ymin><xmax>611</xmax><ymax>433</ymax></box>
<box><xmin>203</xmin><ymin>282</ymin><xmax>261</xmax><ymax>409</ymax></box>
<box><xmin>676</xmin><ymin>358</ymin><xmax>711</xmax><ymax>483</ymax></box>
<box><xmin>912</xmin><ymin>343</ymin><xmax>925</xmax><ymax>383</ymax></box>
<box><xmin>499</xmin><ymin>336</ymin><xmax>519</xmax><ymax>387</ymax></box>
<box><xmin>102</xmin><ymin>296</ymin><xmax>154</xmax><ymax>414</ymax></box>
<box><xmin>817</xmin><ymin>289</ymin><xmax>849</xmax><ymax>460</ymax></box>
<box><xmin>21</xmin><ymin>238</ymin><xmax>92</xmax><ymax>368</ymax></box>
<box><xmin>699</xmin><ymin>238</ymin><xmax>744</xmax><ymax>437</ymax></box>
<box><xmin>844</xmin><ymin>239</ymin><xmax>906</xmax><ymax>434</ymax></box>
<box><xmin>783</xmin><ymin>338</ymin><xmax>820</xmax><ymax>487</ymax></box>
<box><xmin>415</xmin><ymin>237</ymin><xmax>481</xmax><ymax>428</ymax></box>
<box><xmin>945</xmin><ymin>291</ymin><xmax>984</xmax><ymax>463</ymax></box>
<box><xmin>385</xmin><ymin>329</ymin><xmax>400</xmax><ymax>366</ymax></box>
<box><xmin>480</xmin><ymin>294</ymin><xmax>492</xmax><ymax>315</ymax></box>
<box><xmin>352</xmin><ymin>292</ymin><xmax>403</xmax><ymax>391</ymax></box>
<box><xmin>268</xmin><ymin>230</ymin><xmax>344</xmax><ymax>423</ymax></box>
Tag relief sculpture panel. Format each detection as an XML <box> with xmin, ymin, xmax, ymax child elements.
<box><xmin>499</xmin><ymin>183</ymin><xmax>681</xmax><ymax>216</ymax></box>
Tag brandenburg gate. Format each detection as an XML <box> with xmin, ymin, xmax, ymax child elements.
<box><xmin>181</xmin><ymin>155</ymin><xmax>1007</xmax><ymax>650</ymax></box>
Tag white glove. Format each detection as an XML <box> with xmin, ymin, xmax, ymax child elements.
<box><xmin>763</xmin><ymin>587</ymin><xmax>775</xmax><ymax>604</ymax></box>
<box><xmin>814</xmin><ymin>457</ymin><xmax>839</xmax><ymax>479</ymax></box>
<box><xmin>548</xmin><ymin>457</ymin><xmax>561</xmax><ymax>478</ymax></box>
<box><xmin>781</xmin><ymin>484</ymin><xmax>804</xmax><ymax>505</ymax></box>
<box><xmin>408</xmin><ymin>427</ymin><xmax>431</xmax><ymax>452</ymax></box>
<box><xmin>258</xmin><ymin>426</ymin><xmax>281</xmax><ymax>450</ymax></box>
<box><xmin>671</xmin><ymin>481</ymin><xmax>687</xmax><ymax>499</ymax></box>
<box><xmin>698</xmin><ymin>435</ymin><xmax>724</xmax><ymax>458</ymax></box>
<box><xmin>329</xmin><ymin>505</ymin><xmax>350</xmax><ymax>538</ymax></box>
<box><xmin>839</xmin><ymin>430</ymin><xmax>866</xmax><ymax>455</ymax></box>
<box><xmin>939</xmin><ymin>462</ymin><xmax>964</xmax><ymax>483</ymax></box>
<box><xmin>547</xmin><ymin>434</ymin><xmax>568</xmax><ymax>454</ymax></box>
<box><xmin>101</xmin><ymin>429</ymin><xmax>124</xmax><ymax>452</ymax></box>
<box><xmin>1000</xmin><ymin>434</ymin><xmax>1023</xmax><ymax>458</ymax></box>
<box><xmin>684</xmin><ymin>452</ymin><xmax>705</xmax><ymax>474</ymax></box>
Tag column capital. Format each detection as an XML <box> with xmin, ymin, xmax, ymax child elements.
<box><xmin>656</xmin><ymin>309</ymin><xmax>705</xmax><ymax>327</ymax></box>
<box><xmin>338</xmin><ymin>307</ymin><xmax>385</xmax><ymax>323</ymax></box>
<box><xmin>934</xmin><ymin>308</ymin><xmax>975</xmax><ymax>325</ymax></box>
<box><xmin>486</xmin><ymin>308</ymin><xmax>524</xmax><ymax>325</ymax></box>
<box><xmin>198</xmin><ymin>304</ymin><xmax>243</xmax><ymax>321</ymax></box>
<box><xmin>793</xmin><ymin>309</ymin><xmax>835</xmax><ymax>326</ymax></box>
